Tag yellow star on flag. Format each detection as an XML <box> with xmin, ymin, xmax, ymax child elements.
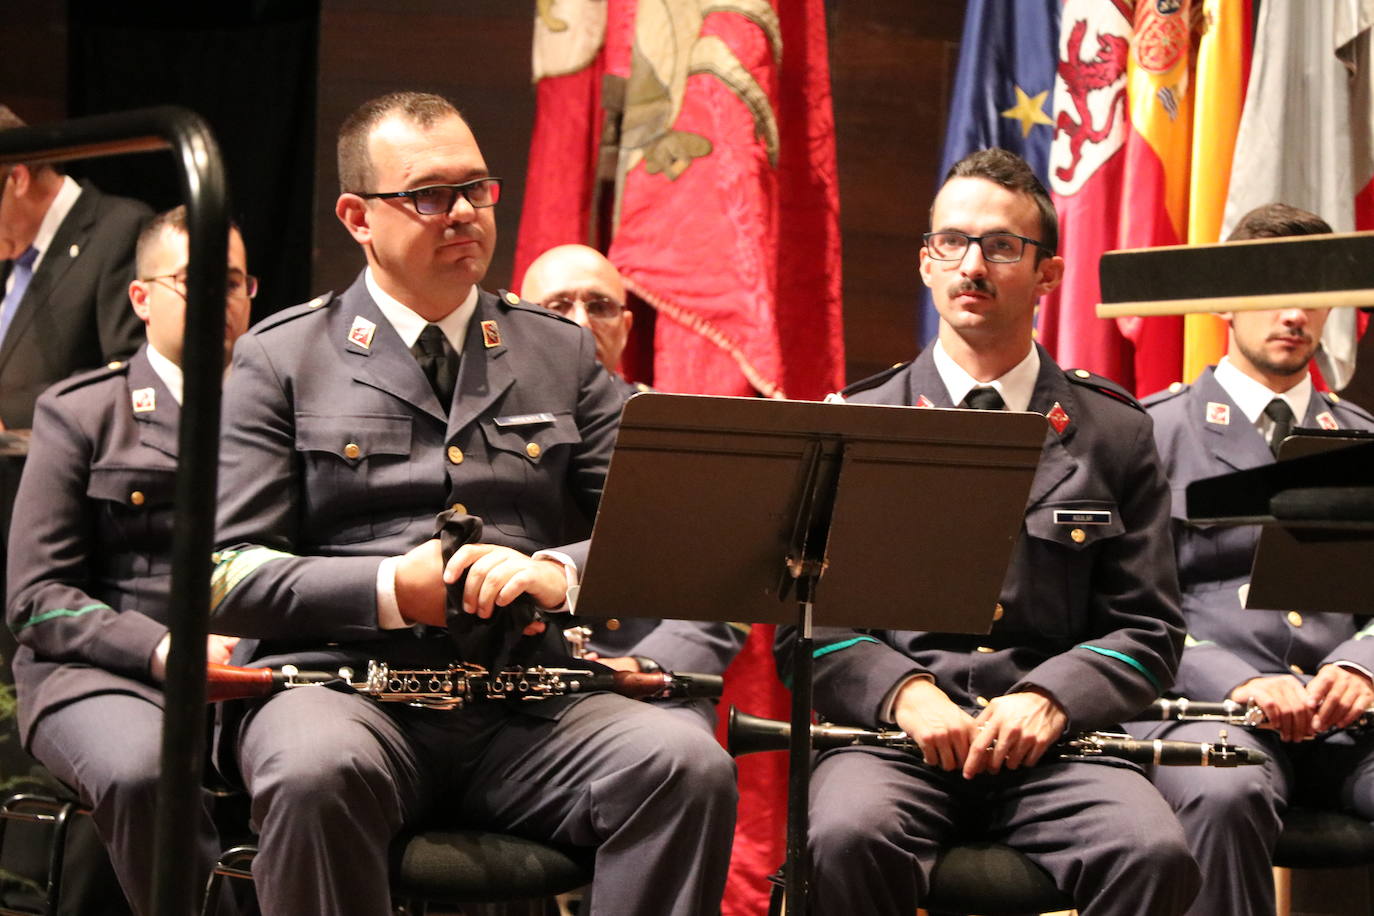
<box><xmin>1001</xmin><ymin>85</ymin><xmax>1054</xmax><ymax>138</ymax></box>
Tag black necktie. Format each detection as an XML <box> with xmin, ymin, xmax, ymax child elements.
<box><xmin>964</xmin><ymin>386</ymin><xmax>1006</xmax><ymax>411</ymax></box>
<box><xmin>411</xmin><ymin>324</ymin><xmax>458</xmax><ymax>406</ymax></box>
<box><xmin>1264</xmin><ymin>397</ymin><xmax>1295</xmax><ymax>457</ymax></box>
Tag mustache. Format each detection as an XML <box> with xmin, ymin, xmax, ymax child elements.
<box><xmin>1267</xmin><ymin>329</ymin><xmax>1313</xmax><ymax>344</ymax></box>
<box><xmin>442</xmin><ymin>225</ymin><xmax>481</xmax><ymax>242</ymax></box>
<box><xmin>948</xmin><ymin>277</ymin><xmax>996</xmax><ymax>299</ymax></box>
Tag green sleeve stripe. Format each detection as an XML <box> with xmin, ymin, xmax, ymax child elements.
<box><xmin>1076</xmin><ymin>644</ymin><xmax>1161</xmax><ymax>691</ymax></box>
<box><xmin>813</xmin><ymin>636</ymin><xmax>881</xmax><ymax>659</ymax></box>
<box><xmin>17</xmin><ymin>603</ymin><xmax>110</xmax><ymax>631</ymax></box>
<box><xmin>210</xmin><ymin>546</ymin><xmax>294</xmax><ymax>611</ymax></box>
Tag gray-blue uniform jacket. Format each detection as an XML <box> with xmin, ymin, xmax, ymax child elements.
<box><xmin>1145</xmin><ymin>366</ymin><xmax>1374</xmax><ymax>700</ymax></box>
<box><xmin>210</xmin><ymin>274</ymin><xmax>623</xmax><ymax>680</ymax></box>
<box><xmin>781</xmin><ymin>343</ymin><xmax>1185</xmax><ymax>734</ymax></box>
<box><xmin>6</xmin><ymin>346</ymin><xmax>176</xmax><ymax>745</ymax></box>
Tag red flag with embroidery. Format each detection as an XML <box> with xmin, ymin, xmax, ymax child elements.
<box><xmin>1040</xmin><ymin>0</ymin><xmax>1133</xmax><ymax>388</ymax></box>
<box><xmin>518</xmin><ymin>2</ymin><xmax>841</xmax><ymax>911</ymax></box>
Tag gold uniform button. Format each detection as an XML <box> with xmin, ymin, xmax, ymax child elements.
<box><xmin>992</xmin><ymin>603</ymin><xmax>1004</xmax><ymax>622</ymax></box>
<box><xmin>107</xmin><ymin>360</ymin><xmax>124</xmax><ymax>370</ymax></box>
<box><xmin>1168</xmin><ymin>381</ymin><xmax>1184</xmax><ymax>393</ymax></box>
<box><xmin>525</xmin><ymin>442</ymin><xmax>542</xmax><ymax>459</ymax></box>
<box><xmin>1330</xmin><ymin>392</ymin><xmax>1342</xmax><ymax>403</ymax></box>
<box><xmin>605</xmin><ymin>618</ymin><xmax>621</xmax><ymax>631</ymax></box>
<box><xmin>1290</xmin><ymin>664</ymin><xmax>1305</xmax><ymax>676</ymax></box>
<box><xmin>343</xmin><ymin>443</ymin><xmax>361</xmax><ymax>460</ymax></box>
<box><xmin>975</xmin><ymin>696</ymin><xmax>990</xmax><ymax>707</ymax></box>
<box><xmin>504</xmin><ymin>291</ymin><xmax>521</xmax><ymax>305</ymax></box>
<box><xmin>1287</xmin><ymin>611</ymin><xmax>1303</xmax><ymax>627</ymax></box>
<box><xmin>451</xmin><ymin>503</ymin><xmax>467</xmax><ymax>515</ymax></box>
<box><xmin>1074</xmin><ymin>369</ymin><xmax>1091</xmax><ymax>379</ymax></box>
<box><xmin>976</xmin><ymin>646</ymin><xmax>995</xmax><ymax>654</ymax></box>
<box><xmin>129</xmin><ymin>490</ymin><xmax>145</xmax><ymax>506</ymax></box>
<box><xmin>1070</xmin><ymin>528</ymin><xmax>1087</xmax><ymax>544</ymax></box>
<box><xmin>447</xmin><ymin>446</ymin><xmax>464</xmax><ymax>465</ymax></box>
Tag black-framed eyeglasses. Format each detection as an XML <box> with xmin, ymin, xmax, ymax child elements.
<box><xmin>142</xmin><ymin>269</ymin><xmax>259</xmax><ymax>301</ymax></box>
<box><xmin>923</xmin><ymin>231</ymin><xmax>1052</xmax><ymax>263</ymax></box>
<box><xmin>542</xmin><ymin>293</ymin><xmax>625</xmax><ymax>322</ymax></box>
<box><xmin>353</xmin><ymin>177</ymin><xmax>503</xmax><ymax>215</ymax></box>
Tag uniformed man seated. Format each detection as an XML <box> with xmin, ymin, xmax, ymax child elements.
<box><xmin>5</xmin><ymin>205</ymin><xmax>252</xmax><ymax>915</ymax></box>
<box><xmin>782</xmin><ymin>147</ymin><xmax>1199</xmax><ymax>916</ymax></box>
<box><xmin>207</xmin><ymin>92</ymin><xmax>736</xmax><ymax>916</ymax></box>
<box><xmin>1127</xmin><ymin>202</ymin><xmax>1374</xmax><ymax>916</ymax></box>
<box><xmin>521</xmin><ymin>243</ymin><xmax>748</xmax><ymax>730</ymax></box>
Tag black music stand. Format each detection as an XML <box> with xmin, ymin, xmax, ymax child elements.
<box><xmin>1187</xmin><ymin>433</ymin><xmax>1374</xmax><ymax>614</ymax></box>
<box><xmin>576</xmin><ymin>393</ymin><xmax>1045</xmax><ymax>915</ymax></box>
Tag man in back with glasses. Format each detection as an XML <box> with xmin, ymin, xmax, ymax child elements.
<box><xmin>521</xmin><ymin>243</ymin><xmax>748</xmax><ymax>730</ymax></box>
<box><xmin>6</xmin><ymin>205</ymin><xmax>252</xmax><ymax>914</ymax></box>
<box><xmin>209</xmin><ymin>92</ymin><xmax>736</xmax><ymax>915</ymax></box>
<box><xmin>787</xmin><ymin>147</ymin><xmax>1198</xmax><ymax>915</ymax></box>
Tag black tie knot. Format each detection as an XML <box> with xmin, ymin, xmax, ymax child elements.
<box><xmin>411</xmin><ymin>324</ymin><xmax>458</xmax><ymax>406</ymax></box>
<box><xmin>1264</xmin><ymin>397</ymin><xmax>1295</xmax><ymax>457</ymax></box>
<box><xmin>964</xmin><ymin>386</ymin><xmax>1006</xmax><ymax>411</ymax></box>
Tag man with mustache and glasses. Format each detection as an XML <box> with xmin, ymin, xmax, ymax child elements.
<box><xmin>1128</xmin><ymin>203</ymin><xmax>1374</xmax><ymax>916</ymax></box>
<box><xmin>785</xmin><ymin>147</ymin><xmax>1198</xmax><ymax>916</ymax></box>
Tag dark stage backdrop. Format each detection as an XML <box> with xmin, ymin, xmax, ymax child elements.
<box><xmin>65</xmin><ymin>0</ymin><xmax>320</xmax><ymax>325</ymax></box>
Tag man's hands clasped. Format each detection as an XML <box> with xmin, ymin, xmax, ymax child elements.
<box><xmin>894</xmin><ymin>679</ymin><xmax>1068</xmax><ymax>779</ymax></box>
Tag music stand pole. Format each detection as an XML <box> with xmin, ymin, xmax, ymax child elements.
<box><xmin>782</xmin><ymin>440</ymin><xmax>844</xmax><ymax>915</ymax></box>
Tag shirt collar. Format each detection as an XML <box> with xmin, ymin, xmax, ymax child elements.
<box><xmin>1213</xmin><ymin>356</ymin><xmax>1311</xmax><ymax>425</ymax></box>
<box><xmin>31</xmin><ymin>176</ymin><xmax>82</xmax><ymax>272</ymax></box>
<box><xmin>145</xmin><ymin>342</ymin><xmax>183</xmax><ymax>405</ymax></box>
<box><xmin>932</xmin><ymin>339</ymin><xmax>1039</xmax><ymax>413</ymax></box>
<box><xmin>365</xmin><ymin>268</ymin><xmax>477</xmax><ymax>352</ymax></box>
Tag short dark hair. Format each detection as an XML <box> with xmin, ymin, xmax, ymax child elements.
<box><xmin>1227</xmin><ymin>203</ymin><xmax>1333</xmax><ymax>241</ymax></box>
<box><xmin>136</xmin><ymin>206</ymin><xmax>189</xmax><ymax>276</ymax></box>
<box><xmin>135</xmin><ymin>205</ymin><xmax>242</xmax><ymax>277</ymax></box>
<box><xmin>337</xmin><ymin>92</ymin><xmax>463</xmax><ymax>193</ymax></box>
<box><xmin>942</xmin><ymin>148</ymin><xmax>1058</xmax><ymax>258</ymax></box>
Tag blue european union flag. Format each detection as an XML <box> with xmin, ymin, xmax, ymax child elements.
<box><xmin>918</xmin><ymin>0</ymin><xmax>1061</xmax><ymax>346</ymax></box>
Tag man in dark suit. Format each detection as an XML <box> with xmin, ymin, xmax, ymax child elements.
<box><xmin>210</xmin><ymin>92</ymin><xmax>736</xmax><ymax>916</ymax></box>
<box><xmin>0</xmin><ymin>104</ymin><xmax>150</xmax><ymax>431</ymax></box>
<box><xmin>1130</xmin><ymin>203</ymin><xmax>1374</xmax><ymax>916</ymax></box>
<box><xmin>788</xmin><ymin>148</ymin><xmax>1198</xmax><ymax>915</ymax></box>
<box><xmin>521</xmin><ymin>243</ymin><xmax>747</xmax><ymax>730</ymax></box>
<box><xmin>6</xmin><ymin>206</ymin><xmax>252</xmax><ymax>914</ymax></box>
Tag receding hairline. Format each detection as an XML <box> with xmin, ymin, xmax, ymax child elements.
<box><xmin>521</xmin><ymin>245</ymin><xmax>626</xmax><ymax>302</ymax></box>
<box><xmin>336</xmin><ymin>91</ymin><xmax>466</xmax><ymax>193</ymax></box>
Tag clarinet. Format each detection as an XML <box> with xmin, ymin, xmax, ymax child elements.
<box><xmin>727</xmin><ymin>708</ymin><xmax>1269</xmax><ymax>768</ymax></box>
<box><xmin>1139</xmin><ymin>697</ymin><xmax>1374</xmax><ymax>737</ymax></box>
<box><xmin>206</xmin><ymin>661</ymin><xmax>722</xmax><ymax>709</ymax></box>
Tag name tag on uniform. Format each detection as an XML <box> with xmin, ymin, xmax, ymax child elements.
<box><xmin>1053</xmin><ymin>509</ymin><xmax>1113</xmax><ymax>526</ymax></box>
<box><xmin>493</xmin><ymin>412</ymin><xmax>555</xmax><ymax>427</ymax></box>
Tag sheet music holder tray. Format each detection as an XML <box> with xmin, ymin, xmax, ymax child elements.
<box><xmin>577</xmin><ymin>393</ymin><xmax>1045</xmax><ymax>634</ymax></box>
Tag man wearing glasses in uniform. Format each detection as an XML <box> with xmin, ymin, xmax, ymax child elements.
<box><xmin>209</xmin><ymin>92</ymin><xmax>736</xmax><ymax>915</ymax></box>
<box><xmin>6</xmin><ymin>206</ymin><xmax>253</xmax><ymax>914</ymax></box>
<box><xmin>520</xmin><ymin>243</ymin><xmax>748</xmax><ymax>730</ymax></box>
<box><xmin>787</xmin><ymin>148</ymin><xmax>1198</xmax><ymax>915</ymax></box>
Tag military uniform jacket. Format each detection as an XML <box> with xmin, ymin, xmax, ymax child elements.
<box><xmin>0</xmin><ymin>181</ymin><xmax>150</xmax><ymax>429</ymax></box>
<box><xmin>5</xmin><ymin>346</ymin><xmax>177</xmax><ymax>744</ymax></box>
<box><xmin>784</xmin><ymin>344</ymin><xmax>1185</xmax><ymax>734</ymax></box>
<box><xmin>210</xmin><ymin>274</ymin><xmax>622</xmax><ymax>676</ymax></box>
<box><xmin>1145</xmin><ymin>366</ymin><xmax>1374</xmax><ymax>700</ymax></box>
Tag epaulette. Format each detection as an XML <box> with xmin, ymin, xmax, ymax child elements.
<box><xmin>252</xmin><ymin>291</ymin><xmax>335</xmax><ymax>332</ymax></box>
<box><xmin>496</xmin><ymin>289</ymin><xmax>574</xmax><ymax>323</ymax></box>
<box><xmin>50</xmin><ymin>359</ymin><xmax>129</xmax><ymax>396</ymax></box>
<box><xmin>1064</xmin><ymin>367</ymin><xmax>1145</xmax><ymax>412</ymax></box>
<box><xmin>1142</xmin><ymin>380</ymin><xmax>1190</xmax><ymax>408</ymax></box>
<box><xmin>835</xmin><ymin>361</ymin><xmax>912</xmax><ymax>400</ymax></box>
<box><xmin>1323</xmin><ymin>389</ymin><xmax>1374</xmax><ymax>424</ymax></box>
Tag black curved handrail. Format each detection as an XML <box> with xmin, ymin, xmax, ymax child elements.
<box><xmin>0</xmin><ymin>106</ymin><xmax>228</xmax><ymax>916</ymax></box>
